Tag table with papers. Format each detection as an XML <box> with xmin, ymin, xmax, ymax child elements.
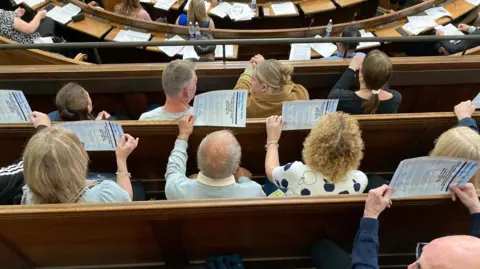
<box><xmin>357</xmin><ymin>29</ymin><xmax>381</xmax><ymax>50</ymax></box>
<box><xmin>263</xmin><ymin>2</ymin><xmax>299</xmax><ymax>17</ymax></box>
<box><xmin>112</xmin><ymin>30</ymin><xmax>152</xmax><ymax>42</ymax></box>
<box><xmin>310</xmin><ymin>35</ymin><xmax>337</xmax><ymax>58</ymax></box>
<box><xmin>46</xmin><ymin>3</ymin><xmax>82</xmax><ymax>25</ymax></box>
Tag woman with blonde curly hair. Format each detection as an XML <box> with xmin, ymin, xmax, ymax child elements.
<box><xmin>264</xmin><ymin>112</ymin><xmax>368</xmax><ymax>196</ymax></box>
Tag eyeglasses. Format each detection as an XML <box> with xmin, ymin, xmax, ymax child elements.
<box><xmin>415</xmin><ymin>242</ymin><xmax>429</xmax><ymax>269</ymax></box>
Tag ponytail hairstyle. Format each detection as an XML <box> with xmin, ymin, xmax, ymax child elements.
<box><xmin>361</xmin><ymin>50</ymin><xmax>392</xmax><ymax>114</ymax></box>
<box><xmin>188</xmin><ymin>0</ymin><xmax>209</xmax><ymax>26</ymax></box>
<box><xmin>254</xmin><ymin>59</ymin><xmax>294</xmax><ymax>92</ymax></box>
<box><xmin>55</xmin><ymin>82</ymin><xmax>95</xmax><ymax>121</ymax></box>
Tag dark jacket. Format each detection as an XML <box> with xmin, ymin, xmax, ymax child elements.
<box><xmin>436</xmin><ymin>28</ymin><xmax>480</xmax><ymax>55</ymax></box>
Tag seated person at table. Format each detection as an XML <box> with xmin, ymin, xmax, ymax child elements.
<box><xmin>21</xmin><ymin>127</ymin><xmax>139</xmax><ymax>204</ymax></box>
<box><xmin>325</xmin><ymin>26</ymin><xmax>364</xmax><ymax>60</ymax></box>
<box><xmin>430</xmin><ymin>100</ymin><xmax>480</xmax><ymax>189</ymax></box>
<box><xmin>328</xmin><ymin>50</ymin><xmax>402</xmax><ymax>114</ymax></box>
<box><xmin>53</xmin><ymin>82</ymin><xmax>111</xmax><ymax>121</ymax></box>
<box><xmin>0</xmin><ymin>8</ymin><xmax>54</xmax><ymax>44</ymax></box>
<box><xmin>234</xmin><ymin>54</ymin><xmax>309</xmax><ymax>118</ymax></box>
<box><xmin>264</xmin><ymin>112</ymin><xmax>368</xmax><ymax>196</ymax></box>
<box><xmin>176</xmin><ymin>0</ymin><xmax>215</xmax><ymax>29</ymax></box>
<box><xmin>114</xmin><ymin>0</ymin><xmax>151</xmax><ymax>21</ymax></box>
<box><xmin>139</xmin><ymin>60</ymin><xmax>196</xmax><ymax>120</ymax></box>
<box><xmin>187</xmin><ymin>34</ymin><xmax>216</xmax><ymax>62</ymax></box>
<box><xmin>165</xmin><ymin>115</ymin><xmax>265</xmax><ymax>200</ymax></box>
<box><xmin>435</xmin><ymin>23</ymin><xmax>480</xmax><ymax>55</ymax></box>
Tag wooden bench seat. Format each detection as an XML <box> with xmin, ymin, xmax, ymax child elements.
<box><xmin>0</xmin><ymin>112</ymin><xmax>477</xmax><ymax>199</ymax></box>
<box><xmin>0</xmin><ymin>194</ymin><xmax>474</xmax><ymax>268</ymax></box>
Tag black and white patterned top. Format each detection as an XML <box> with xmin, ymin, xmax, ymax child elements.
<box><xmin>0</xmin><ymin>9</ymin><xmax>41</xmax><ymax>44</ymax></box>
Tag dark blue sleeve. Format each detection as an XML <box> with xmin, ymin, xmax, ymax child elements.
<box><xmin>351</xmin><ymin>218</ymin><xmax>380</xmax><ymax>269</ymax></box>
<box><xmin>471</xmin><ymin>213</ymin><xmax>480</xmax><ymax>238</ymax></box>
<box><xmin>457</xmin><ymin>117</ymin><xmax>479</xmax><ymax>133</ymax></box>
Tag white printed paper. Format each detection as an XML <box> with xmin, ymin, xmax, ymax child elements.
<box><xmin>227</xmin><ymin>3</ymin><xmax>254</xmax><ymax>21</ymax></box>
<box><xmin>47</xmin><ymin>4</ymin><xmax>81</xmax><ymax>25</ymax></box>
<box><xmin>33</xmin><ymin>37</ymin><xmax>54</xmax><ymax>44</ymax></box>
<box><xmin>310</xmin><ymin>35</ymin><xmax>337</xmax><ymax>58</ymax></box>
<box><xmin>357</xmin><ymin>30</ymin><xmax>380</xmax><ymax>50</ymax></box>
<box><xmin>154</xmin><ymin>0</ymin><xmax>176</xmax><ymax>10</ymax></box>
<box><xmin>434</xmin><ymin>23</ymin><xmax>464</xmax><ymax>36</ymax></box>
<box><xmin>58</xmin><ymin>121</ymin><xmax>124</xmax><ymax>151</ymax></box>
<box><xmin>184</xmin><ymin>0</ymin><xmax>211</xmax><ymax>11</ymax></box>
<box><xmin>0</xmin><ymin>90</ymin><xmax>32</xmax><ymax>123</ymax></box>
<box><xmin>472</xmin><ymin>92</ymin><xmax>480</xmax><ymax>109</ymax></box>
<box><xmin>407</xmin><ymin>15</ymin><xmax>437</xmax><ymax>28</ymax></box>
<box><xmin>465</xmin><ymin>0</ymin><xmax>480</xmax><ymax>6</ymax></box>
<box><xmin>425</xmin><ymin>7</ymin><xmax>452</xmax><ymax>20</ymax></box>
<box><xmin>390</xmin><ymin>157</ymin><xmax>479</xmax><ymax>198</ymax></box>
<box><xmin>24</xmin><ymin>0</ymin><xmax>45</xmax><ymax>7</ymax></box>
<box><xmin>158</xmin><ymin>35</ymin><xmax>185</xmax><ymax>57</ymax></box>
<box><xmin>289</xmin><ymin>43</ymin><xmax>311</xmax><ymax>60</ymax></box>
<box><xmin>215</xmin><ymin>44</ymin><xmax>234</xmax><ymax>58</ymax></box>
<box><xmin>193</xmin><ymin>90</ymin><xmax>247</xmax><ymax>127</ymax></box>
<box><xmin>114</xmin><ymin>30</ymin><xmax>151</xmax><ymax>42</ymax></box>
<box><xmin>210</xmin><ymin>2</ymin><xmax>232</xmax><ymax>18</ymax></box>
<box><xmin>183</xmin><ymin>46</ymin><xmax>199</xmax><ymax>60</ymax></box>
<box><xmin>271</xmin><ymin>2</ymin><xmax>296</xmax><ymax>15</ymax></box>
<box><xmin>282</xmin><ymin>99</ymin><xmax>339</xmax><ymax>130</ymax></box>
<box><xmin>402</xmin><ymin>22</ymin><xmax>424</xmax><ymax>35</ymax></box>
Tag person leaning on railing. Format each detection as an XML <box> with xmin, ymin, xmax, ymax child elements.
<box><xmin>233</xmin><ymin>54</ymin><xmax>309</xmax><ymax>118</ymax></box>
<box><xmin>435</xmin><ymin>24</ymin><xmax>480</xmax><ymax>55</ymax></box>
<box><xmin>328</xmin><ymin>50</ymin><xmax>402</xmax><ymax>114</ymax></box>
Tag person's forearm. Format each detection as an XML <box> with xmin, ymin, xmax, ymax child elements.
<box><xmin>165</xmin><ymin>139</ymin><xmax>189</xmax><ymax>180</ymax></box>
<box><xmin>265</xmin><ymin>144</ymin><xmax>279</xmax><ymax>182</ymax></box>
<box><xmin>333</xmin><ymin>68</ymin><xmax>356</xmax><ymax>91</ymax></box>
<box><xmin>28</xmin><ymin>14</ymin><xmax>43</xmax><ymax>33</ymax></box>
<box><xmin>234</xmin><ymin>65</ymin><xmax>253</xmax><ymax>90</ymax></box>
<box><xmin>116</xmin><ymin>158</ymin><xmax>133</xmax><ymax>199</ymax></box>
<box><xmin>351</xmin><ymin>218</ymin><xmax>380</xmax><ymax>269</ymax></box>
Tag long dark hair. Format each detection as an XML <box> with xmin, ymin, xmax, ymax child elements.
<box><xmin>361</xmin><ymin>50</ymin><xmax>393</xmax><ymax>114</ymax></box>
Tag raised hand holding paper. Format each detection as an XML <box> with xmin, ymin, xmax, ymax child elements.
<box><xmin>0</xmin><ymin>90</ymin><xmax>32</xmax><ymax>123</ymax></box>
<box><xmin>389</xmin><ymin>156</ymin><xmax>479</xmax><ymax>198</ymax></box>
<box><xmin>58</xmin><ymin>121</ymin><xmax>124</xmax><ymax>151</ymax></box>
<box><xmin>193</xmin><ymin>90</ymin><xmax>247</xmax><ymax>127</ymax></box>
<box><xmin>282</xmin><ymin>99</ymin><xmax>338</xmax><ymax>130</ymax></box>
<box><xmin>472</xmin><ymin>92</ymin><xmax>480</xmax><ymax>109</ymax></box>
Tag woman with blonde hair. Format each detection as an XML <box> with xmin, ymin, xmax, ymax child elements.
<box><xmin>176</xmin><ymin>0</ymin><xmax>215</xmax><ymax>29</ymax></box>
<box><xmin>264</xmin><ymin>112</ymin><xmax>368</xmax><ymax>196</ymax></box>
<box><xmin>114</xmin><ymin>0</ymin><xmax>152</xmax><ymax>21</ymax></box>
<box><xmin>21</xmin><ymin>126</ymin><xmax>139</xmax><ymax>204</ymax></box>
<box><xmin>328</xmin><ymin>50</ymin><xmax>402</xmax><ymax>114</ymax></box>
<box><xmin>430</xmin><ymin>100</ymin><xmax>480</xmax><ymax>188</ymax></box>
<box><xmin>54</xmin><ymin>82</ymin><xmax>111</xmax><ymax>121</ymax></box>
<box><xmin>234</xmin><ymin>54</ymin><xmax>309</xmax><ymax>118</ymax></box>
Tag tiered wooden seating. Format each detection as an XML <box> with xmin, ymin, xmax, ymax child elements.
<box><xmin>0</xmin><ymin>112</ymin><xmax>477</xmax><ymax>199</ymax></box>
<box><xmin>1</xmin><ymin>56</ymin><xmax>479</xmax><ymax>115</ymax></box>
<box><xmin>0</xmin><ymin>194</ymin><xmax>474</xmax><ymax>268</ymax></box>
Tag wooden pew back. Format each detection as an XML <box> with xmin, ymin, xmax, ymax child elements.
<box><xmin>0</xmin><ymin>195</ymin><xmax>473</xmax><ymax>268</ymax></box>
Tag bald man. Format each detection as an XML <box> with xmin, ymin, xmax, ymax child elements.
<box><xmin>165</xmin><ymin>114</ymin><xmax>265</xmax><ymax>200</ymax></box>
<box><xmin>352</xmin><ymin>183</ymin><xmax>480</xmax><ymax>269</ymax></box>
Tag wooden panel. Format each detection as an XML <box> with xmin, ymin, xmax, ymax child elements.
<box><xmin>297</xmin><ymin>0</ymin><xmax>337</xmax><ymax>15</ymax></box>
<box><xmin>67</xmin><ymin>16</ymin><xmax>114</xmax><ymax>39</ymax></box>
<box><xmin>0</xmin><ymin>194</ymin><xmax>474</xmax><ymax>267</ymax></box>
<box><xmin>334</xmin><ymin>0</ymin><xmax>368</xmax><ymax>8</ymax></box>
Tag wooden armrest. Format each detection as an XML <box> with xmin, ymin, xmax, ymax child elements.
<box><xmin>74</xmin><ymin>53</ymin><xmax>88</xmax><ymax>61</ymax></box>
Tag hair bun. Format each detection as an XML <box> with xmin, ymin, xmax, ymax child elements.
<box><xmin>279</xmin><ymin>64</ymin><xmax>293</xmax><ymax>86</ymax></box>
<box><xmin>60</xmin><ymin>109</ymin><xmax>75</xmax><ymax>120</ymax></box>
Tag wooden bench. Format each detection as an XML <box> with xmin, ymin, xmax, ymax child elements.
<box><xmin>0</xmin><ymin>112</ymin><xmax>476</xmax><ymax>199</ymax></box>
<box><xmin>0</xmin><ymin>194</ymin><xmax>474</xmax><ymax>268</ymax></box>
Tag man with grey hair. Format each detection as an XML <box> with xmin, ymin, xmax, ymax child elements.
<box><xmin>165</xmin><ymin>115</ymin><xmax>265</xmax><ymax>200</ymax></box>
<box><xmin>139</xmin><ymin>60</ymin><xmax>197</xmax><ymax>121</ymax></box>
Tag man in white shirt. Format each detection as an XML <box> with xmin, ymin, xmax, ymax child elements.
<box><xmin>139</xmin><ymin>60</ymin><xmax>197</xmax><ymax>120</ymax></box>
<box><xmin>165</xmin><ymin>115</ymin><xmax>266</xmax><ymax>200</ymax></box>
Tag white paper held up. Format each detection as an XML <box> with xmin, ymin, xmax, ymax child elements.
<box><xmin>0</xmin><ymin>90</ymin><xmax>33</xmax><ymax>123</ymax></box>
<box><xmin>58</xmin><ymin>121</ymin><xmax>124</xmax><ymax>151</ymax></box>
<box><xmin>193</xmin><ymin>90</ymin><xmax>248</xmax><ymax>127</ymax></box>
<box><xmin>282</xmin><ymin>99</ymin><xmax>339</xmax><ymax>130</ymax></box>
<box><xmin>472</xmin><ymin>92</ymin><xmax>480</xmax><ymax>109</ymax></box>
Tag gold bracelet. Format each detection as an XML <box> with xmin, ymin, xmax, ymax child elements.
<box><xmin>265</xmin><ymin>141</ymin><xmax>279</xmax><ymax>150</ymax></box>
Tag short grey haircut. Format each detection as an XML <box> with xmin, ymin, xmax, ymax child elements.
<box><xmin>197</xmin><ymin>130</ymin><xmax>241</xmax><ymax>179</ymax></box>
<box><xmin>162</xmin><ymin>60</ymin><xmax>195</xmax><ymax>97</ymax></box>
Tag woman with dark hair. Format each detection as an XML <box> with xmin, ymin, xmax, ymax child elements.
<box><xmin>328</xmin><ymin>50</ymin><xmax>402</xmax><ymax>114</ymax></box>
<box><xmin>54</xmin><ymin>82</ymin><xmax>111</xmax><ymax>121</ymax></box>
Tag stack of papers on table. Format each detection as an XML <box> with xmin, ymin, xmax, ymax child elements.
<box><xmin>310</xmin><ymin>35</ymin><xmax>337</xmax><ymax>58</ymax></box>
<box><xmin>357</xmin><ymin>29</ymin><xmax>380</xmax><ymax>50</ymax></box>
<box><xmin>215</xmin><ymin>44</ymin><xmax>234</xmax><ymax>58</ymax></box>
<box><xmin>114</xmin><ymin>30</ymin><xmax>151</xmax><ymax>42</ymax></box>
<box><xmin>47</xmin><ymin>4</ymin><xmax>82</xmax><ymax>25</ymax></box>
<box><xmin>289</xmin><ymin>43</ymin><xmax>311</xmax><ymax>60</ymax></box>
<box><xmin>403</xmin><ymin>15</ymin><xmax>437</xmax><ymax>35</ymax></box>
<box><xmin>158</xmin><ymin>35</ymin><xmax>185</xmax><ymax>57</ymax></box>
<box><xmin>184</xmin><ymin>0</ymin><xmax>211</xmax><ymax>11</ymax></box>
<box><xmin>271</xmin><ymin>2</ymin><xmax>296</xmax><ymax>15</ymax></box>
<box><xmin>424</xmin><ymin>7</ymin><xmax>452</xmax><ymax>20</ymax></box>
<box><xmin>154</xmin><ymin>0</ymin><xmax>177</xmax><ymax>10</ymax></box>
<box><xmin>183</xmin><ymin>46</ymin><xmax>199</xmax><ymax>60</ymax></box>
<box><xmin>227</xmin><ymin>3</ymin><xmax>255</xmax><ymax>21</ymax></box>
<box><xmin>434</xmin><ymin>23</ymin><xmax>464</xmax><ymax>36</ymax></box>
<box><xmin>33</xmin><ymin>37</ymin><xmax>54</xmax><ymax>44</ymax></box>
<box><xmin>465</xmin><ymin>0</ymin><xmax>480</xmax><ymax>6</ymax></box>
<box><xmin>210</xmin><ymin>2</ymin><xmax>232</xmax><ymax>18</ymax></box>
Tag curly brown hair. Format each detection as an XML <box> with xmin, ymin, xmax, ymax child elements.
<box><xmin>302</xmin><ymin>112</ymin><xmax>364</xmax><ymax>183</ymax></box>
